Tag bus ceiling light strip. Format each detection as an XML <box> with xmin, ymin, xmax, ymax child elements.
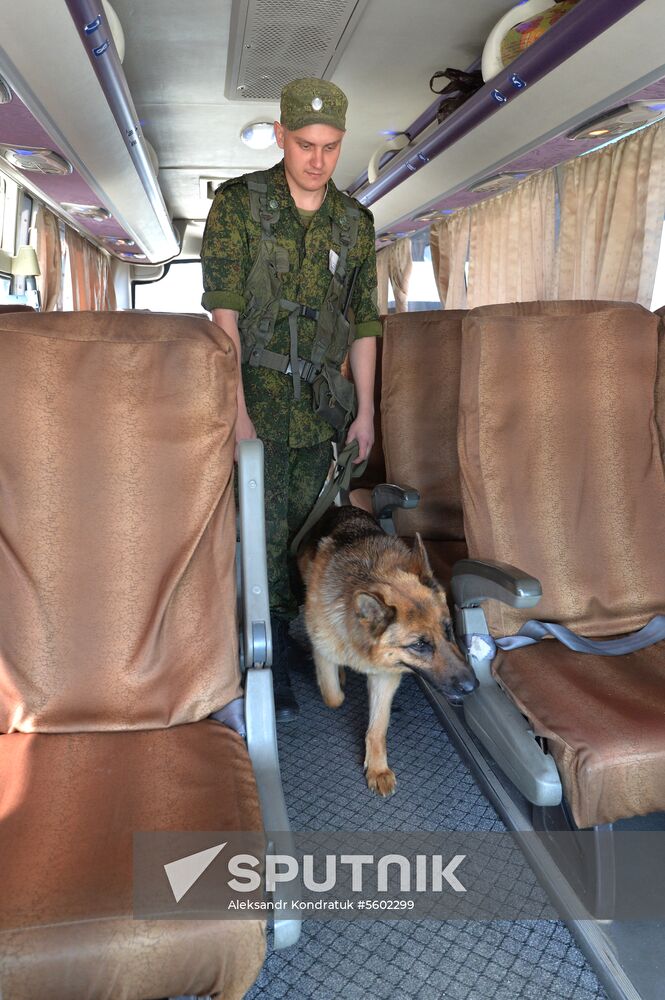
<box><xmin>355</xmin><ymin>0</ymin><xmax>647</xmax><ymax>208</ymax></box>
<box><xmin>567</xmin><ymin>101</ymin><xmax>665</xmax><ymax>141</ymax></box>
<box><xmin>0</xmin><ymin>145</ymin><xmax>72</xmax><ymax>175</ymax></box>
<box><xmin>64</xmin><ymin>0</ymin><xmax>179</xmax><ymax>262</ymax></box>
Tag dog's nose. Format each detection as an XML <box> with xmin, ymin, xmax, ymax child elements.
<box><xmin>452</xmin><ymin>672</ymin><xmax>478</xmax><ymax>695</ymax></box>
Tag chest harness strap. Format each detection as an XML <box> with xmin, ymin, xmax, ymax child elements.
<box><xmin>241</xmin><ymin>173</ymin><xmax>359</xmax><ymax>408</ymax></box>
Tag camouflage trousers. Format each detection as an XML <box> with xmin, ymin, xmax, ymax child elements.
<box><xmin>263</xmin><ymin>438</ymin><xmax>333</xmax><ymax>620</ymax></box>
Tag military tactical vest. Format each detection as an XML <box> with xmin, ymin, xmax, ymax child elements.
<box><xmin>238</xmin><ymin>170</ymin><xmax>361</xmax><ymax>434</ymax></box>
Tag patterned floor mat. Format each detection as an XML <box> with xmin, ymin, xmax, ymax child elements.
<box><xmin>246</xmin><ymin>654</ymin><xmax>609</xmax><ymax>1000</ymax></box>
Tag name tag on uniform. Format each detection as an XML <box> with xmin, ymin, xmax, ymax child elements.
<box><xmin>329</xmin><ymin>249</ymin><xmax>339</xmax><ymax>275</ymax></box>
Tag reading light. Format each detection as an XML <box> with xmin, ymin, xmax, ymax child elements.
<box><xmin>568</xmin><ymin>101</ymin><xmax>665</xmax><ymax>140</ymax></box>
<box><xmin>468</xmin><ymin>171</ymin><xmax>532</xmax><ymax>194</ymax></box>
<box><xmin>62</xmin><ymin>203</ymin><xmax>112</xmax><ymax>222</ymax></box>
<box><xmin>240</xmin><ymin>122</ymin><xmax>276</xmax><ymax>150</ymax></box>
<box><xmin>2</xmin><ymin>145</ymin><xmax>72</xmax><ymax>175</ymax></box>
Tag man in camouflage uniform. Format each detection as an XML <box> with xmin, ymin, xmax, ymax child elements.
<box><xmin>201</xmin><ymin>78</ymin><xmax>380</xmax><ymax>720</ymax></box>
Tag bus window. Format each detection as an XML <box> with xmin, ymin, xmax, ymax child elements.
<box><xmin>386</xmin><ymin>232</ymin><xmax>442</xmax><ymax>312</ymax></box>
<box><xmin>133</xmin><ymin>260</ymin><xmax>208</xmax><ymax>314</ymax></box>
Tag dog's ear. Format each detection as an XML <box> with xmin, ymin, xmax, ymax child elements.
<box><xmin>354</xmin><ymin>591</ymin><xmax>396</xmax><ymax>636</ymax></box>
<box><xmin>408</xmin><ymin>533</ymin><xmax>435</xmax><ymax>585</ymax></box>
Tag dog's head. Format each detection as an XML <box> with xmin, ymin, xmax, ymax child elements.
<box><xmin>352</xmin><ymin>534</ymin><xmax>478</xmax><ymax>704</ymax></box>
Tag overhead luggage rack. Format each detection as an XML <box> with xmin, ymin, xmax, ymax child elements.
<box><xmin>0</xmin><ymin>0</ymin><xmax>179</xmax><ymax>263</ymax></box>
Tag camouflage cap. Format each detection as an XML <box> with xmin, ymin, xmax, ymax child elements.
<box><xmin>280</xmin><ymin>78</ymin><xmax>347</xmax><ymax>132</ymax></box>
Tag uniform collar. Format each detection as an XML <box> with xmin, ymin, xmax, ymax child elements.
<box><xmin>270</xmin><ymin>159</ymin><xmax>336</xmax><ymax>220</ymax></box>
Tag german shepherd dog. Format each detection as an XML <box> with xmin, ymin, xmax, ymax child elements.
<box><xmin>298</xmin><ymin>505</ymin><xmax>478</xmax><ymax>796</ymax></box>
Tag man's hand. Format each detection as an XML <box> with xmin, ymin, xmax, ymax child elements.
<box><xmin>346</xmin><ymin>410</ymin><xmax>374</xmax><ymax>463</ymax></box>
<box><xmin>347</xmin><ymin>336</ymin><xmax>376</xmax><ymax>464</ymax></box>
<box><xmin>235</xmin><ymin>408</ymin><xmax>257</xmax><ymax>462</ymax></box>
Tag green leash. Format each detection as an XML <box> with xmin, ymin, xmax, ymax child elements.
<box><xmin>289</xmin><ymin>439</ymin><xmax>368</xmax><ymax>556</ymax></box>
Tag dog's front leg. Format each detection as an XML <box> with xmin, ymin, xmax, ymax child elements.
<box><xmin>313</xmin><ymin>647</ymin><xmax>345</xmax><ymax>709</ymax></box>
<box><xmin>364</xmin><ymin>673</ymin><xmax>402</xmax><ymax>796</ymax></box>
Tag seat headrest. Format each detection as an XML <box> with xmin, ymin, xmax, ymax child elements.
<box><xmin>459</xmin><ymin>301</ymin><xmax>665</xmax><ymax>637</ymax></box>
<box><xmin>381</xmin><ymin>310</ymin><xmax>467</xmax><ymax>540</ymax></box>
<box><xmin>0</xmin><ymin>311</ymin><xmax>241</xmax><ymax>733</ymax></box>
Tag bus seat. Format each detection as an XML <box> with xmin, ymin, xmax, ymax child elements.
<box><xmin>379</xmin><ymin>309</ymin><xmax>468</xmax><ymax>588</ymax></box>
<box><xmin>454</xmin><ymin>300</ymin><xmax>665</xmax><ymax>828</ymax></box>
<box><xmin>0</xmin><ymin>304</ymin><xmax>34</xmax><ymax>312</ymax></box>
<box><xmin>0</xmin><ymin>311</ymin><xmax>270</xmax><ymax>999</ymax></box>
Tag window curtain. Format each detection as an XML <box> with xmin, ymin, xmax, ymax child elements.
<box><xmin>388</xmin><ymin>237</ymin><xmax>412</xmax><ymax>313</ymax></box>
<box><xmin>35</xmin><ymin>205</ymin><xmax>64</xmax><ymax>311</ymax></box>
<box><xmin>430</xmin><ymin>210</ymin><xmax>471</xmax><ymax>309</ymax></box>
<box><xmin>557</xmin><ymin>121</ymin><xmax>665</xmax><ymax>305</ymax></box>
<box><xmin>376</xmin><ymin>246</ymin><xmax>390</xmax><ymax>314</ymax></box>
<box><xmin>66</xmin><ymin>226</ymin><xmax>117</xmax><ymax>310</ymax></box>
<box><xmin>466</xmin><ymin>169</ymin><xmax>557</xmax><ymax>308</ymax></box>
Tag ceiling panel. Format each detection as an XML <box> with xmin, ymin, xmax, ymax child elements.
<box><xmin>112</xmin><ymin>0</ymin><xmax>511</xmax><ymax>221</ymax></box>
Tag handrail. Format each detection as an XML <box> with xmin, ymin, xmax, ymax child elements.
<box><xmin>64</xmin><ymin>0</ymin><xmax>179</xmax><ymax>260</ymax></box>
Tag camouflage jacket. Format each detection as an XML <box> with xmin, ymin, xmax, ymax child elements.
<box><xmin>201</xmin><ymin>159</ymin><xmax>381</xmax><ymax>447</ymax></box>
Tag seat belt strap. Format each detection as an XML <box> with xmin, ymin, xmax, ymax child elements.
<box><xmin>467</xmin><ymin>615</ymin><xmax>665</xmax><ymax>657</ymax></box>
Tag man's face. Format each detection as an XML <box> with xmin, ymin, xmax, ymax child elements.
<box><xmin>274</xmin><ymin>122</ymin><xmax>344</xmax><ymax>194</ymax></box>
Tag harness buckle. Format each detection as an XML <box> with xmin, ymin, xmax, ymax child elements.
<box><xmin>284</xmin><ymin>358</ymin><xmax>319</xmax><ymax>383</ymax></box>
<box><xmin>298</xmin><ymin>305</ymin><xmax>320</xmax><ymax>322</ymax></box>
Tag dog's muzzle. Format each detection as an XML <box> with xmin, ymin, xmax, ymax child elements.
<box><xmin>440</xmin><ymin>671</ymin><xmax>479</xmax><ymax>705</ymax></box>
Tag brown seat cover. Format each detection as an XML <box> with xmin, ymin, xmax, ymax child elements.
<box><xmin>459</xmin><ymin>300</ymin><xmax>665</xmax><ymax>827</ymax></box>
<box><xmin>0</xmin><ymin>722</ymin><xmax>265</xmax><ymax>1000</ymax></box>
<box><xmin>378</xmin><ymin>310</ymin><xmax>468</xmax><ymax>594</ymax></box>
<box><xmin>0</xmin><ymin>310</ymin><xmax>241</xmax><ymax>732</ymax></box>
<box><xmin>381</xmin><ymin>309</ymin><xmax>467</xmax><ymax>543</ymax></box>
<box><xmin>0</xmin><ymin>312</ymin><xmax>265</xmax><ymax>997</ymax></box>
<box><xmin>494</xmin><ymin>643</ymin><xmax>665</xmax><ymax>829</ymax></box>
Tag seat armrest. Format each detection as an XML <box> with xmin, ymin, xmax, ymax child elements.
<box><xmin>238</xmin><ymin>439</ymin><xmax>272</xmax><ymax>668</ymax></box>
<box><xmin>371</xmin><ymin>483</ymin><xmax>419</xmax><ymax>534</ymax></box>
<box><xmin>371</xmin><ymin>483</ymin><xmax>420</xmax><ymax>518</ymax></box>
<box><xmin>451</xmin><ymin>558</ymin><xmax>542</xmax><ymax>609</ymax></box>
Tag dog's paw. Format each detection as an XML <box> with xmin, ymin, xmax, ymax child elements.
<box><xmin>322</xmin><ymin>690</ymin><xmax>345</xmax><ymax>709</ymax></box>
<box><xmin>366</xmin><ymin>768</ymin><xmax>396</xmax><ymax>797</ymax></box>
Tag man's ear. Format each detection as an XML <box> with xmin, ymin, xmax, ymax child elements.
<box><xmin>408</xmin><ymin>533</ymin><xmax>435</xmax><ymax>584</ymax></box>
<box><xmin>274</xmin><ymin>121</ymin><xmax>285</xmax><ymax>149</ymax></box>
<box><xmin>354</xmin><ymin>591</ymin><xmax>396</xmax><ymax>636</ymax></box>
